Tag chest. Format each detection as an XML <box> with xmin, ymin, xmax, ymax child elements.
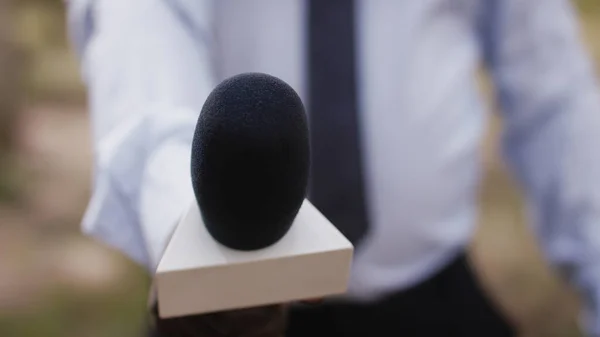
<box><xmin>185</xmin><ymin>0</ymin><xmax>482</xmax><ymax>100</ymax></box>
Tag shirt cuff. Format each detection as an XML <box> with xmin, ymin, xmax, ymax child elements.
<box><xmin>139</xmin><ymin>139</ymin><xmax>195</xmax><ymax>272</ymax></box>
<box><xmin>81</xmin><ymin>104</ymin><xmax>198</xmax><ymax>272</ymax></box>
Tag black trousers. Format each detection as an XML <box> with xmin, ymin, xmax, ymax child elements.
<box><xmin>286</xmin><ymin>252</ymin><xmax>515</xmax><ymax>337</ymax></box>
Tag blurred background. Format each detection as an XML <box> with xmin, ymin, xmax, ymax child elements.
<box><xmin>0</xmin><ymin>0</ymin><xmax>599</xmax><ymax>336</ymax></box>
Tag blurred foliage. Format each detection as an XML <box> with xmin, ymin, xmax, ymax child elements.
<box><xmin>1</xmin><ymin>4</ymin><xmax>149</xmax><ymax>337</ymax></box>
<box><xmin>0</xmin><ymin>0</ymin><xmax>82</xmax><ymax>201</ymax></box>
<box><xmin>0</xmin><ymin>0</ymin><xmax>26</xmax><ymax>203</ymax></box>
<box><xmin>578</xmin><ymin>0</ymin><xmax>600</xmax><ymax>13</ymax></box>
<box><xmin>0</xmin><ymin>267</ymin><xmax>151</xmax><ymax>337</ymax></box>
<box><xmin>15</xmin><ymin>0</ymin><xmax>84</xmax><ymax>102</ymax></box>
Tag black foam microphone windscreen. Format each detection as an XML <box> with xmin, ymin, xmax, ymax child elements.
<box><xmin>191</xmin><ymin>73</ymin><xmax>310</xmax><ymax>251</ymax></box>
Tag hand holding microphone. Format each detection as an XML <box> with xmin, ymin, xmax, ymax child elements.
<box><xmin>150</xmin><ymin>73</ymin><xmax>318</xmax><ymax>336</ymax></box>
<box><xmin>150</xmin><ymin>298</ymin><xmax>286</xmax><ymax>337</ymax></box>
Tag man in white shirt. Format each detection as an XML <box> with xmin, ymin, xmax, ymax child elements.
<box><xmin>67</xmin><ymin>0</ymin><xmax>600</xmax><ymax>336</ymax></box>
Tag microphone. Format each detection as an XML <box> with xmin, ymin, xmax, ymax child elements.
<box><xmin>155</xmin><ymin>73</ymin><xmax>352</xmax><ymax>319</ymax></box>
<box><xmin>190</xmin><ymin>73</ymin><xmax>310</xmax><ymax>250</ymax></box>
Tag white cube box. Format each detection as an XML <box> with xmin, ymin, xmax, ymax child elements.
<box><xmin>155</xmin><ymin>199</ymin><xmax>354</xmax><ymax>318</ymax></box>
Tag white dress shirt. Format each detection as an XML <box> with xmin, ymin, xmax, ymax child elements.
<box><xmin>67</xmin><ymin>0</ymin><xmax>600</xmax><ymax>334</ymax></box>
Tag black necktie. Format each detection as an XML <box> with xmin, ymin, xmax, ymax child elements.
<box><xmin>307</xmin><ymin>0</ymin><xmax>369</xmax><ymax>245</ymax></box>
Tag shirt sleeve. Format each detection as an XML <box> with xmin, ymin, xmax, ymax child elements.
<box><xmin>479</xmin><ymin>0</ymin><xmax>600</xmax><ymax>335</ymax></box>
<box><xmin>66</xmin><ymin>0</ymin><xmax>216</xmax><ymax>272</ymax></box>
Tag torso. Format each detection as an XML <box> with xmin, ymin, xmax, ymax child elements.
<box><xmin>183</xmin><ymin>0</ymin><xmax>490</xmax><ymax>299</ymax></box>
